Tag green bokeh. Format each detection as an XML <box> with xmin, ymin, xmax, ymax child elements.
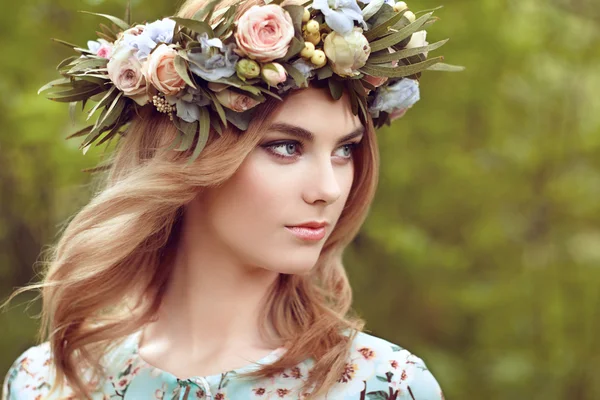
<box><xmin>1</xmin><ymin>0</ymin><xmax>599</xmax><ymax>398</ymax></box>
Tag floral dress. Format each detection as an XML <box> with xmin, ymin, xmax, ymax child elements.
<box><xmin>2</xmin><ymin>329</ymin><xmax>444</xmax><ymax>400</ymax></box>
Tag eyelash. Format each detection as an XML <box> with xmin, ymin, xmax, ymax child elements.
<box><xmin>262</xmin><ymin>140</ymin><xmax>360</xmax><ymax>161</ymax></box>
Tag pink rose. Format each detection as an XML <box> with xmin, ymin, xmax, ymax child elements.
<box><xmin>143</xmin><ymin>44</ymin><xmax>186</xmax><ymax>96</ymax></box>
<box><xmin>261</xmin><ymin>62</ymin><xmax>287</xmax><ymax>86</ymax></box>
<box><xmin>96</xmin><ymin>43</ymin><xmax>113</xmax><ymax>59</ymax></box>
<box><xmin>234</xmin><ymin>5</ymin><xmax>295</xmax><ymax>63</ymax></box>
<box><xmin>107</xmin><ymin>46</ymin><xmax>149</xmax><ymax>106</ymax></box>
<box><xmin>214</xmin><ymin>89</ymin><xmax>261</xmax><ymax>112</ymax></box>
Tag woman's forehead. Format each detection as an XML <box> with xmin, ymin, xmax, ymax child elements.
<box><xmin>269</xmin><ymin>87</ymin><xmax>363</xmax><ymax>139</ymax></box>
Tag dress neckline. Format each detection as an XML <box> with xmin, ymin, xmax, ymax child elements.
<box><xmin>129</xmin><ymin>329</ymin><xmax>288</xmax><ymax>382</ymax></box>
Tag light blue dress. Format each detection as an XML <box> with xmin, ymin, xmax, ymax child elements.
<box><xmin>2</xmin><ymin>329</ymin><xmax>444</xmax><ymax>399</ymax></box>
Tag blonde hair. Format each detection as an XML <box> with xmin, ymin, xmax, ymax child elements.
<box><xmin>3</xmin><ymin>0</ymin><xmax>380</xmax><ymax>398</ymax></box>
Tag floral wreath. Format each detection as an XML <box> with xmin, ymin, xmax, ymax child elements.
<box><xmin>38</xmin><ymin>0</ymin><xmax>464</xmax><ymax>167</ymax></box>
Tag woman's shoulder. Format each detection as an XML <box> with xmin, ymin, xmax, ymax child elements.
<box><xmin>2</xmin><ymin>342</ymin><xmax>57</xmax><ymax>400</ymax></box>
<box><xmin>334</xmin><ymin>330</ymin><xmax>445</xmax><ymax>400</ymax></box>
<box><xmin>2</xmin><ymin>333</ymin><xmax>139</xmax><ymax>400</ymax></box>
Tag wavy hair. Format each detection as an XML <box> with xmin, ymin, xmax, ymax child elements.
<box><xmin>3</xmin><ymin>0</ymin><xmax>380</xmax><ymax>398</ymax></box>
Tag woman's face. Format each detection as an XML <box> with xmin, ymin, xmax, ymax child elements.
<box><xmin>191</xmin><ymin>87</ymin><xmax>364</xmax><ymax>275</ymax></box>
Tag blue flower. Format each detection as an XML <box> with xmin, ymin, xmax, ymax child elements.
<box><xmin>369</xmin><ymin>78</ymin><xmax>420</xmax><ymax>118</ymax></box>
<box><xmin>169</xmin><ymin>86</ymin><xmax>211</xmax><ymax>123</ymax></box>
<box><xmin>186</xmin><ymin>33</ymin><xmax>239</xmax><ymax>82</ymax></box>
<box><xmin>312</xmin><ymin>0</ymin><xmax>366</xmax><ymax>35</ymax></box>
<box><xmin>144</xmin><ymin>18</ymin><xmax>176</xmax><ymax>45</ymax></box>
<box><xmin>113</xmin><ymin>18</ymin><xmax>176</xmax><ymax>60</ymax></box>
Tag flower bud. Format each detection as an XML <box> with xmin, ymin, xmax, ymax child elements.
<box><xmin>305</xmin><ymin>20</ymin><xmax>320</xmax><ymax>34</ymax></box>
<box><xmin>261</xmin><ymin>62</ymin><xmax>288</xmax><ymax>86</ymax></box>
<box><xmin>393</xmin><ymin>1</ymin><xmax>408</xmax><ymax>12</ymax></box>
<box><xmin>403</xmin><ymin>10</ymin><xmax>416</xmax><ymax>23</ymax></box>
<box><xmin>236</xmin><ymin>58</ymin><xmax>261</xmax><ymax>80</ymax></box>
<box><xmin>300</xmin><ymin>42</ymin><xmax>315</xmax><ymax>58</ymax></box>
<box><xmin>302</xmin><ymin>8</ymin><xmax>310</xmax><ymax>23</ymax></box>
<box><xmin>310</xmin><ymin>49</ymin><xmax>327</xmax><ymax>67</ymax></box>
<box><xmin>303</xmin><ymin>29</ymin><xmax>321</xmax><ymax>45</ymax></box>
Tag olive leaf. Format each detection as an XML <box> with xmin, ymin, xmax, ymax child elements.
<box><xmin>281</xmin><ymin>63</ymin><xmax>307</xmax><ymax>88</ymax></box>
<box><xmin>328</xmin><ymin>78</ymin><xmax>344</xmax><ymax>100</ymax></box>
<box><xmin>368</xmin><ymin>39</ymin><xmax>449</xmax><ymax>64</ymax></box>
<box><xmin>364</xmin><ymin>8</ymin><xmax>406</xmax><ymax>41</ymax></box>
<box><xmin>361</xmin><ymin>56</ymin><xmax>443</xmax><ymax>78</ymax></box>
<box><xmin>65</xmin><ymin>125</ymin><xmax>94</xmax><ymax>140</ymax></box>
<box><xmin>426</xmin><ymin>62</ymin><xmax>466</xmax><ymax>72</ymax></box>
<box><xmin>78</xmin><ymin>11</ymin><xmax>130</xmax><ymax>31</ymax></box>
<box><xmin>174</xmin><ymin>55</ymin><xmax>197</xmax><ymax>89</ymax></box>
<box><xmin>188</xmin><ymin>107</ymin><xmax>211</xmax><ymax>164</ymax></box>
<box><xmin>86</xmin><ymin>86</ymin><xmax>118</xmax><ymax>121</ymax></box>
<box><xmin>172</xmin><ymin>17</ymin><xmax>214</xmax><ymax>37</ymax></box>
<box><xmin>174</xmin><ymin>118</ymin><xmax>199</xmax><ymax>151</ymax></box>
<box><xmin>368</xmin><ymin>12</ymin><xmax>434</xmax><ymax>52</ymax></box>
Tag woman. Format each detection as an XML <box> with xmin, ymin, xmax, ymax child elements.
<box><xmin>2</xmin><ymin>0</ymin><xmax>459</xmax><ymax>397</ymax></box>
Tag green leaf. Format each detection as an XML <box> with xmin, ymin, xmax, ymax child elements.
<box><xmin>75</xmin><ymin>75</ymin><xmax>110</xmax><ymax>85</ymax></box>
<box><xmin>283</xmin><ymin>5</ymin><xmax>305</xmax><ymax>34</ymax></box>
<box><xmin>91</xmin><ymin>92</ymin><xmax>125</xmax><ymax>136</ymax></box>
<box><xmin>67</xmin><ymin>58</ymin><xmax>109</xmax><ymax>74</ymax></box>
<box><xmin>210</xmin><ymin>116</ymin><xmax>223</xmax><ymax>136</ymax></box>
<box><xmin>368</xmin><ymin>12</ymin><xmax>433</xmax><ymax>52</ymax></box>
<box><xmin>174</xmin><ymin>55</ymin><xmax>197</xmax><ymax>89</ymax></box>
<box><xmin>78</xmin><ymin>11</ymin><xmax>130</xmax><ymax>31</ymax></box>
<box><xmin>426</xmin><ymin>62</ymin><xmax>466</xmax><ymax>72</ymax></box>
<box><xmin>364</xmin><ymin>8</ymin><xmax>406</xmax><ymax>41</ymax></box>
<box><xmin>415</xmin><ymin>5</ymin><xmax>444</xmax><ymax>15</ymax></box>
<box><xmin>87</xmin><ymin>86</ymin><xmax>118</xmax><ymax>121</ymax></box>
<box><xmin>255</xmin><ymin>86</ymin><xmax>283</xmax><ymax>101</ymax></box>
<box><xmin>282</xmin><ymin>63</ymin><xmax>307</xmax><ymax>88</ymax></box>
<box><xmin>175</xmin><ymin>119</ymin><xmax>198</xmax><ymax>151</ymax></box>
<box><xmin>125</xmin><ymin>0</ymin><xmax>131</xmax><ymax>26</ymax></box>
<box><xmin>47</xmin><ymin>85</ymin><xmax>106</xmax><ymax>102</ymax></box>
<box><xmin>172</xmin><ymin>17</ymin><xmax>214</xmax><ymax>37</ymax></box>
<box><xmin>421</xmin><ymin>16</ymin><xmax>440</xmax><ymax>30</ymax></box>
<box><xmin>316</xmin><ymin>65</ymin><xmax>333</xmax><ymax>80</ymax></box>
<box><xmin>188</xmin><ymin>107</ymin><xmax>210</xmax><ymax>164</ymax></box>
<box><xmin>65</xmin><ymin>125</ymin><xmax>94</xmax><ymax>140</ymax></box>
<box><xmin>208</xmin><ymin>90</ymin><xmax>228</xmax><ymax>128</ymax></box>
<box><xmin>95</xmin><ymin>32</ymin><xmax>115</xmax><ymax>43</ymax></box>
<box><xmin>50</xmin><ymin>38</ymin><xmax>81</xmax><ymax>50</ymax></box>
<box><xmin>37</xmin><ymin>78</ymin><xmax>72</xmax><ymax>95</ymax></box>
<box><xmin>281</xmin><ymin>36</ymin><xmax>305</xmax><ymax>62</ymax></box>
<box><xmin>212</xmin><ymin>6</ymin><xmax>237</xmax><ymax>37</ymax></box>
<box><xmin>368</xmin><ymin>39</ymin><xmax>449</xmax><ymax>64</ymax></box>
<box><xmin>328</xmin><ymin>79</ymin><xmax>344</xmax><ymax>100</ymax></box>
<box><xmin>57</xmin><ymin>56</ymin><xmax>80</xmax><ymax>71</ymax></box>
<box><xmin>360</xmin><ymin>56</ymin><xmax>444</xmax><ymax>78</ymax></box>
<box><xmin>192</xmin><ymin>0</ymin><xmax>220</xmax><ymax>22</ymax></box>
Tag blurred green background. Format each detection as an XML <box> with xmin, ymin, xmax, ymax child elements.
<box><xmin>1</xmin><ymin>0</ymin><xmax>599</xmax><ymax>398</ymax></box>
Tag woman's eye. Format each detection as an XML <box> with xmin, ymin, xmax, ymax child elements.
<box><xmin>267</xmin><ymin>142</ymin><xmax>301</xmax><ymax>158</ymax></box>
<box><xmin>334</xmin><ymin>144</ymin><xmax>356</xmax><ymax>158</ymax></box>
<box><xmin>263</xmin><ymin>141</ymin><xmax>359</xmax><ymax>160</ymax></box>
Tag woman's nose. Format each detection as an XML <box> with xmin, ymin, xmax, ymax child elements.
<box><xmin>302</xmin><ymin>157</ymin><xmax>342</xmax><ymax>205</ymax></box>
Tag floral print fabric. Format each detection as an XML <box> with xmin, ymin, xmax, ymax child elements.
<box><xmin>2</xmin><ymin>330</ymin><xmax>444</xmax><ymax>399</ymax></box>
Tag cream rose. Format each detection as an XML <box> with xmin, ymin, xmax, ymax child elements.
<box><xmin>234</xmin><ymin>5</ymin><xmax>295</xmax><ymax>63</ymax></box>
<box><xmin>107</xmin><ymin>46</ymin><xmax>149</xmax><ymax>105</ymax></box>
<box><xmin>214</xmin><ymin>89</ymin><xmax>261</xmax><ymax>112</ymax></box>
<box><xmin>143</xmin><ymin>44</ymin><xmax>186</xmax><ymax>96</ymax></box>
<box><xmin>405</xmin><ymin>30</ymin><xmax>429</xmax><ymax>58</ymax></box>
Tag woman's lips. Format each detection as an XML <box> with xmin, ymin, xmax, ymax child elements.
<box><xmin>285</xmin><ymin>226</ymin><xmax>326</xmax><ymax>241</ymax></box>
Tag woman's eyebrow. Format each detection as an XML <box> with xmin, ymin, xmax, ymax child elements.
<box><xmin>268</xmin><ymin>122</ymin><xmax>364</xmax><ymax>144</ymax></box>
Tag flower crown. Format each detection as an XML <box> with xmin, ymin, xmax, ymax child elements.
<box><xmin>38</xmin><ymin>0</ymin><xmax>463</xmax><ymax>166</ymax></box>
